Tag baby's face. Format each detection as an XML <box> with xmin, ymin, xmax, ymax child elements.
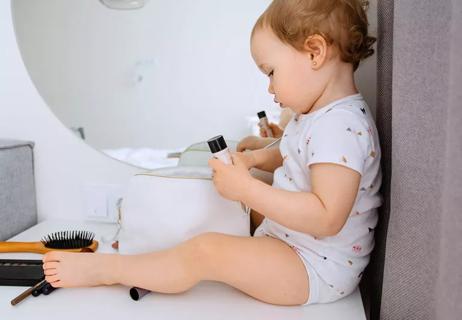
<box><xmin>251</xmin><ymin>27</ymin><xmax>327</xmax><ymax>114</ymax></box>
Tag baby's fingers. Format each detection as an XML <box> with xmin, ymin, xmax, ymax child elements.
<box><xmin>208</xmin><ymin>157</ymin><xmax>225</xmax><ymax>170</ymax></box>
<box><xmin>230</xmin><ymin>153</ymin><xmax>248</xmax><ymax>170</ymax></box>
<box><xmin>259</xmin><ymin>127</ymin><xmax>268</xmax><ymax>137</ymax></box>
<box><xmin>269</xmin><ymin>123</ymin><xmax>283</xmax><ymax>137</ymax></box>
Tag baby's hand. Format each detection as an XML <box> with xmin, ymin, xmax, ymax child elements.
<box><xmin>232</xmin><ymin>152</ymin><xmax>256</xmax><ymax>170</ymax></box>
<box><xmin>260</xmin><ymin>123</ymin><xmax>284</xmax><ymax>138</ymax></box>
<box><xmin>208</xmin><ymin>153</ymin><xmax>253</xmax><ymax>201</ymax></box>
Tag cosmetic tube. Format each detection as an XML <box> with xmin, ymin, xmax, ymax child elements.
<box><xmin>130</xmin><ymin>287</ymin><xmax>151</xmax><ymax>301</ymax></box>
<box><xmin>207</xmin><ymin>135</ymin><xmax>232</xmax><ymax>165</ymax></box>
<box><xmin>208</xmin><ymin>135</ymin><xmax>250</xmax><ymax>216</ymax></box>
<box><xmin>257</xmin><ymin>111</ymin><xmax>274</xmax><ymax>137</ymax></box>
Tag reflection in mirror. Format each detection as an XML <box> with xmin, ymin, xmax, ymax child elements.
<box><xmin>12</xmin><ymin>0</ymin><xmax>279</xmax><ymax>170</ymax></box>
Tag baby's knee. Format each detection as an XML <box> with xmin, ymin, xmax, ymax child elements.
<box><xmin>187</xmin><ymin>232</ymin><xmax>222</xmax><ymax>257</ymax></box>
<box><xmin>186</xmin><ymin>232</ymin><xmax>223</xmax><ymax>267</ymax></box>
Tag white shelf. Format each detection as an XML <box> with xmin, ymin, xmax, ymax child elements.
<box><xmin>0</xmin><ymin>219</ymin><xmax>366</xmax><ymax>320</ymax></box>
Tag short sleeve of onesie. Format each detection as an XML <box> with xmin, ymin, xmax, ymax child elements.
<box><xmin>306</xmin><ymin>109</ymin><xmax>369</xmax><ymax>176</ymax></box>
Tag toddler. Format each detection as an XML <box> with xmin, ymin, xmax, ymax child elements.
<box><xmin>42</xmin><ymin>0</ymin><xmax>382</xmax><ymax>306</ymax></box>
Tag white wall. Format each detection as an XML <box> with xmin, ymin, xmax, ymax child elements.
<box><xmin>0</xmin><ymin>0</ymin><xmax>377</xmax><ymax>222</ymax></box>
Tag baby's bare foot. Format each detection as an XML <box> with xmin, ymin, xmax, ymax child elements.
<box><xmin>42</xmin><ymin>251</ymin><xmax>119</xmax><ymax>288</ymax></box>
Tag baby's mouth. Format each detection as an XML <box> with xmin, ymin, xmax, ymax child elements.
<box><xmin>274</xmin><ymin>98</ymin><xmax>283</xmax><ymax>108</ymax></box>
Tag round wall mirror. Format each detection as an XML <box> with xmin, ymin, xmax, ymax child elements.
<box><xmin>12</xmin><ymin>0</ymin><xmax>279</xmax><ymax>170</ymax></box>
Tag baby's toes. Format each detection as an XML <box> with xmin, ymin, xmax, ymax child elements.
<box><xmin>43</xmin><ymin>251</ymin><xmax>65</xmax><ymax>263</ymax></box>
<box><xmin>45</xmin><ymin>274</ymin><xmax>60</xmax><ymax>284</ymax></box>
<box><xmin>44</xmin><ymin>268</ymin><xmax>57</xmax><ymax>276</ymax></box>
<box><xmin>43</xmin><ymin>261</ymin><xmax>59</xmax><ymax>270</ymax></box>
<box><xmin>49</xmin><ymin>280</ymin><xmax>64</xmax><ymax>288</ymax></box>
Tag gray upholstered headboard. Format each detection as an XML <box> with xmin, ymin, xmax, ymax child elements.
<box><xmin>361</xmin><ymin>0</ymin><xmax>462</xmax><ymax>319</ymax></box>
<box><xmin>359</xmin><ymin>0</ymin><xmax>393</xmax><ymax>318</ymax></box>
<box><xmin>0</xmin><ymin>139</ymin><xmax>37</xmax><ymax>241</ymax></box>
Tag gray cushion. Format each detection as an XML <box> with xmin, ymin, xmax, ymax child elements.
<box><xmin>359</xmin><ymin>0</ymin><xmax>394</xmax><ymax>318</ymax></box>
<box><xmin>0</xmin><ymin>139</ymin><xmax>37</xmax><ymax>241</ymax></box>
<box><xmin>377</xmin><ymin>0</ymin><xmax>462</xmax><ymax>319</ymax></box>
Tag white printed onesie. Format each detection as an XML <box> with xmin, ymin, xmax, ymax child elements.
<box><xmin>254</xmin><ymin>93</ymin><xmax>383</xmax><ymax>303</ymax></box>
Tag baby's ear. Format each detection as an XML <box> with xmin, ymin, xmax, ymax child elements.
<box><xmin>303</xmin><ymin>34</ymin><xmax>328</xmax><ymax>69</ymax></box>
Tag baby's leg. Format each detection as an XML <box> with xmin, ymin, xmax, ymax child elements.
<box><xmin>43</xmin><ymin>233</ymin><xmax>309</xmax><ymax>306</ymax></box>
<box><xmin>193</xmin><ymin>233</ymin><xmax>310</xmax><ymax>305</ymax></box>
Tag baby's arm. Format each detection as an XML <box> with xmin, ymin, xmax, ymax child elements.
<box><xmin>249</xmin><ymin>147</ymin><xmax>283</xmax><ymax>173</ymax></box>
<box><xmin>241</xmin><ymin>162</ymin><xmax>361</xmax><ymax>238</ymax></box>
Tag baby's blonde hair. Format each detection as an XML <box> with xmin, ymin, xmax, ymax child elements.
<box><xmin>253</xmin><ymin>0</ymin><xmax>376</xmax><ymax>71</ymax></box>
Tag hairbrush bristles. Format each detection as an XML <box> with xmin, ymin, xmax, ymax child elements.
<box><xmin>40</xmin><ymin>230</ymin><xmax>95</xmax><ymax>249</ymax></box>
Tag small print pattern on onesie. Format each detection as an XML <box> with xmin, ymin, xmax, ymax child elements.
<box><xmin>256</xmin><ymin>93</ymin><xmax>383</xmax><ymax>303</ymax></box>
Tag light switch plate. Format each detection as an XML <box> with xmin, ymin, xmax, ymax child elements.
<box><xmin>83</xmin><ymin>184</ymin><xmax>125</xmax><ymax>223</ymax></box>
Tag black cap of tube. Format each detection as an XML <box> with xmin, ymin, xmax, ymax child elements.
<box><xmin>257</xmin><ymin>111</ymin><xmax>267</xmax><ymax>119</ymax></box>
<box><xmin>41</xmin><ymin>283</ymin><xmax>56</xmax><ymax>295</ymax></box>
<box><xmin>130</xmin><ymin>287</ymin><xmax>151</xmax><ymax>301</ymax></box>
<box><xmin>207</xmin><ymin>135</ymin><xmax>228</xmax><ymax>154</ymax></box>
<box><xmin>32</xmin><ymin>280</ymin><xmax>48</xmax><ymax>297</ymax></box>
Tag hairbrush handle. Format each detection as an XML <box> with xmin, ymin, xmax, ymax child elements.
<box><xmin>0</xmin><ymin>242</ymin><xmax>47</xmax><ymax>253</ymax></box>
<box><xmin>0</xmin><ymin>241</ymin><xmax>99</xmax><ymax>254</ymax></box>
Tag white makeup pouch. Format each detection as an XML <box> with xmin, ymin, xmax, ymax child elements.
<box><xmin>117</xmin><ymin>166</ymin><xmax>251</xmax><ymax>254</ymax></box>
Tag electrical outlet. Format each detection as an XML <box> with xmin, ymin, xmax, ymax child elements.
<box><xmin>83</xmin><ymin>184</ymin><xmax>125</xmax><ymax>223</ymax></box>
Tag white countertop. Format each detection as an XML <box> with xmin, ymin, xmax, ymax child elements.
<box><xmin>0</xmin><ymin>220</ymin><xmax>366</xmax><ymax>320</ymax></box>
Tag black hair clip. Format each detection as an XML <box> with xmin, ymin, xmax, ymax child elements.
<box><xmin>32</xmin><ymin>280</ymin><xmax>57</xmax><ymax>297</ymax></box>
<box><xmin>10</xmin><ymin>279</ymin><xmax>59</xmax><ymax>306</ymax></box>
<box><xmin>32</xmin><ymin>280</ymin><xmax>49</xmax><ymax>297</ymax></box>
<box><xmin>42</xmin><ymin>282</ymin><xmax>57</xmax><ymax>295</ymax></box>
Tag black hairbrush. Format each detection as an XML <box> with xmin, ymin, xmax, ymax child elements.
<box><xmin>0</xmin><ymin>230</ymin><xmax>98</xmax><ymax>254</ymax></box>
